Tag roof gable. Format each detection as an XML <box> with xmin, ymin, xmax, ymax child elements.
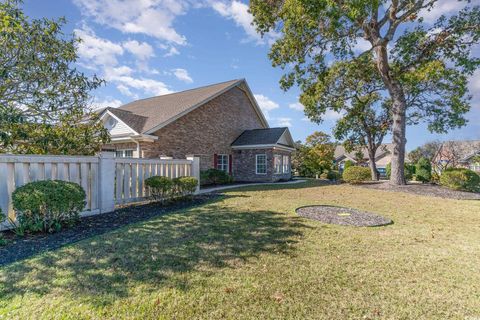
<box><xmin>113</xmin><ymin>79</ymin><xmax>268</xmax><ymax>134</ymax></box>
<box><xmin>231</xmin><ymin>127</ymin><xmax>294</xmax><ymax>148</ymax></box>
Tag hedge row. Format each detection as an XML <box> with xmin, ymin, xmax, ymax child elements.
<box><xmin>145</xmin><ymin>176</ymin><xmax>198</xmax><ymax>202</ymax></box>
<box><xmin>440</xmin><ymin>168</ymin><xmax>480</xmax><ymax>192</ymax></box>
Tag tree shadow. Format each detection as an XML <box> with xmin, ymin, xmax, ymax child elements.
<box><xmin>0</xmin><ymin>204</ymin><xmax>309</xmax><ymax>308</ymax></box>
<box><xmin>221</xmin><ymin>179</ymin><xmax>335</xmax><ymax>193</ymax></box>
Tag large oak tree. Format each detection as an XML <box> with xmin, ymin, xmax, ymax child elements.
<box><xmin>250</xmin><ymin>0</ymin><xmax>480</xmax><ymax>185</ymax></box>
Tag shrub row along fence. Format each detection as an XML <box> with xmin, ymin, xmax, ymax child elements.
<box><xmin>0</xmin><ymin>153</ymin><xmax>200</xmax><ymax>230</ymax></box>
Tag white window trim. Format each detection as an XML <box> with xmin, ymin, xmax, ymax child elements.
<box><xmin>116</xmin><ymin>149</ymin><xmax>134</xmax><ymax>158</ymax></box>
<box><xmin>256</xmin><ymin>154</ymin><xmax>267</xmax><ymax>175</ymax></box>
<box><xmin>217</xmin><ymin>154</ymin><xmax>229</xmax><ymax>172</ymax></box>
<box><xmin>274</xmin><ymin>154</ymin><xmax>282</xmax><ymax>174</ymax></box>
<box><xmin>283</xmin><ymin>155</ymin><xmax>290</xmax><ymax>173</ymax></box>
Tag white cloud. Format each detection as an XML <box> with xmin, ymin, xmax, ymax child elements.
<box><xmin>163</xmin><ymin>46</ymin><xmax>180</xmax><ymax>57</ymax></box>
<box><xmin>324</xmin><ymin>109</ymin><xmax>343</xmax><ymax>121</ymax></box>
<box><xmin>75</xmin><ymin>28</ymin><xmax>124</xmax><ymax>67</ymax></box>
<box><xmin>289</xmin><ymin>102</ymin><xmax>304</xmax><ymax>111</ymax></box>
<box><xmin>275</xmin><ymin>117</ymin><xmax>293</xmax><ymax>127</ymax></box>
<box><xmin>73</xmin><ymin>0</ymin><xmax>188</xmax><ymax>45</ymax></box>
<box><xmin>469</xmin><ymin>69</ymin><xmax>480</xmax><ymax>110</ymax></box>
<box><xmin>110</xmin><ymin>75</ymin><xmax>173</xmax><ymax>97</ymax></box>
<box><xmin>172</xmin><ymin>68</ymin><xmax>193</xmax><ymax>83</ymax></box>
<box><xmin>210</xmin><ymin>1</ymin><xmax>279</xmax><ymax>45</ymax></box>
<box><xmin>123</xmin><ymin>40</ymin><xmax>155</xmax><ymax>60</ymax></box>
<box><xmin>353</xmin><ymin>38</ymin><xmax>371</xmax><ymax>53</ymax></box>
<box><xmin>254</xmin><ymin>94</ymin><xmax>280</xmax><ymax>119</ymax></box>
<box><xmin>419</xmin><ymin>0</ymin><xmax>467</xmax><ymax>24</ymax></box>
<box><xmin>92</xmin><ymin>98</ymin><xmax>123</xmax><ymax>110</ymax></box>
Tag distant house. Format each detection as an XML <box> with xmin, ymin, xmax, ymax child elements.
<box><xmin>99</xmin><ymin>79</ymin><xmax>295</xmax><ymax>182</ymax></box>
<box><xmin>433</xmin><ymin>140</ymin><xmax>480</xmax><ymax>173</ymax></box>
<box><xmin>334</xmin><ymin>144</ymin><xmax>396</xmax><ymax>176</ymax></box>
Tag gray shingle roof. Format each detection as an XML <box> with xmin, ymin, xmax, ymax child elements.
<box><xmin>231</xmin><ymin>127</ymin><xmax>290</xmax><ymax>146</ymax></box>
<box><xmin>116</xmin><ymin>79</ymin><xmax>243</xmax><ymax>133</ymax></box>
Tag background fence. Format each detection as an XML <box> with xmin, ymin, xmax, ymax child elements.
<box><xmin>0</xmin><ymin>152</ymin><xmax>199</xmax><ymax>230</ymax></box>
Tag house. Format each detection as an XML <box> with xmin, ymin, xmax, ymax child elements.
<box><xmin>99</xmin><ymin>79</ymin><xmax>295</xmax><ymax>182</ymax></box>
<box><xmin>334</xmin><ymin>144</ymin><xmax>395</xmax><ymax>176</ymax></box>
<box><xmin>433</xmin><ymin>140</ymin><xmax>480</xmax><ymax>173</ymax></box>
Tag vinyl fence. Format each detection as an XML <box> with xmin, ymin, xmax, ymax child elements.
<box><xmin>0</xmin><ymin>152</ymin><xmax>200</xmax><ymax>230</ymax></box>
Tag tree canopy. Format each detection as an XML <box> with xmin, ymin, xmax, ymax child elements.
<box><xmin>292</xmin><ymin>131</ymin><xmax>335</xmax><ymax>177</ymax></box>
<box><xmin>250</xmin><ymin>0</ymin><xmax>480</xmax><ymax>185</ymax></box>
<box><xmin>0</xmin><ymin>0</ymin><xmax>109</xmax><ymax>155</ymax></box>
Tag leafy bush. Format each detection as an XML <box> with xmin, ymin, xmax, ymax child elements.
<box><xmin>342</xmin><ymin>166</ymin><xmax>371</xmax><ymax>184</ymax></box>
<box><xmin>415</xmin><ymin>157</ymin><xmax>432</xmax><ymax>183</ymax></box>
<box><xmin>0</xmin><ymin>208</ymin><xmax>6</xmax><ymax>246</ymax></box>
<box><xmin>200</xmin><ymin>169</ymin><xmax>233</xmax><ymax>186</ymax></box>
<box><xmin>343</xmin><ymin>160</ymin><xmax>354</xmax><ymax>171</ymax></box>
<box><xmin>440</xmin><ymin>168</ymin><xmax>480</xmax><ymax>192</ymax></box>
<box><xmin>12</xmin><ymin>180</ymin><xmax>85</xmax><ymax>234</ymax></box>
<box><xmin>386</xmin><ymin>162</ymin><xmax>415</xmax><ymax>180</ymax></box>
<box><xmin>326</xmin><ymin>170</ymin><xmax>341</xmax><ymax>181</ymax></box>
<box><xmin>145</xmin><ymin>176</ymin><xmax>173</xmax><ymax>202</ymax></box>
<box><xmin>172</xmin><ymin>177</ymin><xmax>198</xmax><ymax>198</ymax></box>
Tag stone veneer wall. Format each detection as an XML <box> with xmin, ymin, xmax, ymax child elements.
<box><xmin>139</xmin><ymin>86</ymin><xmax>266</xmax><ymax>171</ymax></box>
<box><xmin>232</xmin><ymin>148</ymin><xmax>292</xmax><ymax>182</ymax></box>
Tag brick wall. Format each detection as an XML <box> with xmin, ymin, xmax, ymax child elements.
<box><xmin>139</xmin><ymin>86</ymin><xmax>266</xmax><ymax>170</ymax></box>
<box><xmin>233</xmin><ymin>148</ymin><xmax>292</xmax><ymax>182</ymax></box>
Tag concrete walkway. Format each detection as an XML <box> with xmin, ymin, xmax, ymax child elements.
<box><xmin>198</xmin><ymin>179</ymin><xmax>307</xmax><ymax>194</ymax></box>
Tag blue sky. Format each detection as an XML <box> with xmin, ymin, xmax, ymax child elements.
<box><xmin>23</xmin><ymin>0</ymin><xmax>480</xmax><ymax>150</ymax></box>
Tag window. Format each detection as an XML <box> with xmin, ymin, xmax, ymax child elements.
<box><xmin>256</xmin><ymin>154</ymin><xmax>267</xmax><ymax>174</ymax></box>
<box><xmin>283</xmin><ymin>155</ymin><xmax>290</xmax><ymax>173</ymax></box>
<box><xmin>217</xmin><ymin>154</ymin><xmax>229</xmax><ymax>172</ymax></box>
<box><xmin>115</xmin><ymin>149</ymin><xmax>134</xmax><ymax>158</ymax></box>
<box><xmin>274</xmin><ymin>155</ymin><xmax>282</xmax><ymax>174</ymax></box>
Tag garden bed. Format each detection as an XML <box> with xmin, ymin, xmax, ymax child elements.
<box><xmin>0</xmin><ymin>194</ymin><xmax>219</xmax><ymax>266</ymax></box>
<box><xmin>358</xmin><ymin>181</ymin><xmax>480</xmax><ymax>200</ymax></box>
<box><xmin>296</xmin><ymin>205</ymin><xmax>392</xmax><ymax>227</ymax></box>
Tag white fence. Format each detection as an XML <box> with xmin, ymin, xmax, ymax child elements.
<box><xmin>0</xmin><ymin>152</ymin><xmax>200</xmax><ymax>230</ymax></box>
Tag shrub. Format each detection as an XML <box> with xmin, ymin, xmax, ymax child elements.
<box><xmin>12</xmin><ymin>180</ymin><xmax>85</xmax><ymax>234</ymax></box>
<box><xmin>145</xmin><ymin>176</ymin><xmax>173</xmax><ymax>201</ymax></box>
<box><xmin>342</xmin><ymin>166</ymin><xmax>371</xmax><ymax>184</ymax></box>
<box><xmin>319</xmin><ymin>172</ymin><xmax>329</xmax><ymax>180</ymax></box>
<box><xmin>200</xmin><ymin>169</ymin><xmax>232</xmax><ymax>186</ymax></box>
<box><xmin>415</xmin><ymin>157</ymin><xmax>432</xmax><ymax>183</ymax></box>
<box><xmin>386</xmin><ymin>162</ymin><xmax>415</xmax><ymax>180</ymax></box>
<box><xmin>326</xmin><ymin>170</ymin><xmax>341</xmax><ymax>181</ymax></box>
<box><xmin>0</xmin><ymin>208</ymin><xmax>6</xmax><ymax>246</ymax></box>
<box><xmin>172</xmin><ymin>176</ymin><xmax>198</xmax><ymax>198</ymax></box>
<box><xmin>343</xmin><ymin>160</ymin><xmax>354</xmax><ymax>171</ymax></box>
<box><xmin>440</xmin><ymin>168</ymin><xmax>480</xmax><ymax>192</ymax></box>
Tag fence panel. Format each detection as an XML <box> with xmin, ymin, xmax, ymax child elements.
<box><xmin>113</xmin><ymin>158</ymin><xmax>195</xmax><ymax>205</ymax></box>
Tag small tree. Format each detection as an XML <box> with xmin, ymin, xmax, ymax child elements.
<box><xmin>0</xmin><ymin>0</ymin><xmax>109</xmax><ymax>155</ymax></box>
<box><xmin>304</xmin><ymin>131</ymin><xmax>336</xmax><ymax>176</ymax></box>
<box><xmin>416</xmin><ymin>157</ymin><xmax>432</xmax><ymax>183</ymax></box>
<box><xmin>408</xmin><ymin>141</ymin><xmax>441</xmax><ymax>164</ymax></box>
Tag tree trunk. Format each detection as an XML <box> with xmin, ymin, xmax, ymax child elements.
<box><xmin>368</xmin><ymin>150</ymin><xmax>379</xmax><ymax>181</ymax></box>
<box><xmin>373</xmin><ymin>45</ymin><xmax>407</xmax><ymax>185</ymax></box>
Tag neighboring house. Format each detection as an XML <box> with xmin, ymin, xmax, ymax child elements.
<box><xmin>99</xmin><ymin>79</ymin><xmax>295</xmax><ymax>182</ymax></box>
<box><xmin>433</xmin><ymin>140</ymin><xmax>480</xmax><ymax>173</ymax></box>
<box><xmin>334</xmin><ymin>144</ymin><xmax>396</xmax><ymax>176</ymax></box>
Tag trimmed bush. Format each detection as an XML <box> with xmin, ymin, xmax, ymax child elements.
<box><xmin>145</xmin><ymin>176</ymin><xmax>173</xmax><ymax>201</ymax></box>
<box><xmin>415</xmin><ymin>157</ymin><xmax>432</xmax><ymax>183</ymax></box>
<box><xmin>342</xmin><ymin>166</ymin><xmax>371</xmax><ymax>184</ymax></box>
<box><xmin>440</xmin><ymin>168</ymin><xmax>480</xmax><ymax>192</ymax></box>
<box><xmin>172</xmin><ymin>176</ymin><xmax>198</xmax><ymax>198</ymax></box>
<box><xmin>12</xmin><ymin>180</ymin><xmax>86</xmax><ymax>234</ymax></box>
<box><xmin>200</xmin><ymin>169</ymin><xmax>233</xmax><ymax>186</ymax></box>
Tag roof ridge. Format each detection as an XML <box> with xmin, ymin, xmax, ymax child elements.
<box><xmin>119</xmin><ymin>79</ymin><xmax>243</xmax><ymax>108</ymax></box>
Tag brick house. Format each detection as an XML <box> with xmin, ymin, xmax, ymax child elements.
<box><xmin>99</xmin><ymin>79</ymin><xmax>295</xmax><ymax>182</ymax></box>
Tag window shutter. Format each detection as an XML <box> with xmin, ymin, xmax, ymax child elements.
<box><xmin>213</xmin><ymin>154</ymin><xmax>218</xmax><ymax>169</ymax></box>
<box><xmin>229</xmin><ymin>154</ymin><xmax>233</xmax><ymax>174</ymax></box>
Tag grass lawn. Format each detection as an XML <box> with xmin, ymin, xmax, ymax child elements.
<box><xmin>1</xmin><ymin>180</ymin><xmax>479</xmax><ymax>319</ymax></box>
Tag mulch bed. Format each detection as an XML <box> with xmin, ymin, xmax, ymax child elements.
<box><xmin>358</xmin><ymin>181</ymin><xmax>480</xmax><ymax>200</ymax></box>
<box><xmin>0</xmin><ymin>194</ymin><xmax>220</xmax><ymax>266</ymax></box>
<box><xmin>296</xmin><ymin>205</ymin><xmax>392</xmax><ymax>227</ymax></box>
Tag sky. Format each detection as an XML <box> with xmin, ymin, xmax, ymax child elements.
<box><xmin>22</xmin><ymin>0</ymin><xmax>480</xmax><ymax>151</ymax></box>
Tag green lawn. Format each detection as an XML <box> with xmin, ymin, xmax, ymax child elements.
<box><xmin>1</xmin><ymin>180</ymin><xmax>479</xmax><ymax>319</ymax></box>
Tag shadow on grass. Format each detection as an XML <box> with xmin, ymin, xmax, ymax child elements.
<box><xmin>221</xmin><ymin>179</ymin><xmax>336</xmax><ymax>193</ymax></box>
<box><xmin>0</xmin><ymin>203</ymin><xmax>309</xmax><ymax>307</ymax></box>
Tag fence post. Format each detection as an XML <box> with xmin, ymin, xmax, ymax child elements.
<box><xmin>187</xmin><ymin>156</ymin><xmax>200</xmax><ymax>194</ymax></box>
<box><xmin>98</xmin><ymin>151</ymin><xmax>115</xmax><ymax>213</ymax></box>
